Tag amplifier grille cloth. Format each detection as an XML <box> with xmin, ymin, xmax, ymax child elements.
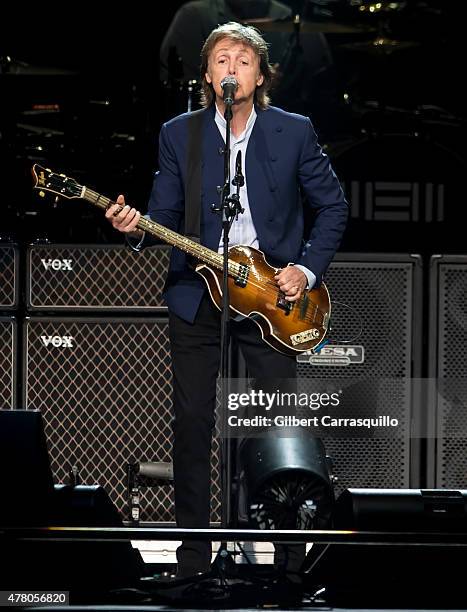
<box><xmin>298</xmin><ymin>259</ymin><xmax>417</xmax><ymax>494</ymax></box>
<box><xmin>28</xmin><ymin>245</ymin><xmax>170</xmax><ymax>310</ymax></box>
<box><xmin>24</xmin><ymin>318</ymin><xmax>221</xmax><ymax>522</ymax></box>
<box><xmin>0</xmin><ymin>246</ymin><xmax>17</xmax><ymax>309</ymax></box>
<box><xmin>0</xmin><ymin>319</ymin><xmax>16</xmax><ymax>409</ymax></box>
<box><xmin>435</xmin><ymin>263</ymin><xmax>467</xmax><ymax>487</ymax></box>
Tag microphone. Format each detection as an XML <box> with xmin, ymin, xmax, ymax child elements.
<box><xmin>221</xmin><ymin>76</ymin><xmax>238</xmax><ymax>105</ymax></box>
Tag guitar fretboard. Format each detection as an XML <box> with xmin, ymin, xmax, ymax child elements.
<box><xmin>83</xmin><ymin>187</ymin><xmax>242</xmax><ymax>275</ymax></box>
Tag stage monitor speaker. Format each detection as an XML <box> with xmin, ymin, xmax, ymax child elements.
<box><xmin>304</xmin><ymin>487</ymin><xmax>467</xmax><ymax>608</ymax></box>
<box><xmin>0</xmin><ymin>409</ymin><xmax>55</xmax><ymax>525</ymax></box>
<box><xmin>297</xmin><ymin>253</ymin><xmax>423</xmax><ymax>494</ymax></box>
<box><xmin>26</xmin><ymin>244</ymin><xmax>170</xmax><ymax>311</ymax></box>
<box><xmin>428</xmin><ymin>255</ymin><xmax>467</xmax><ymax>488</ymax></box>
<box><xmin>334</xmin><ymin>487</ymin><xmax>467</xmax><ymax>532</ymax></box>
<box><xmin>0</xmin><ymin>243</ymin><xmax>19</xmax><ymax>310</ymax></box>
<box><xmin>22</xmin><ymin>317</ymin><xmax>221</xmax><ymax>523</ymax></box>
<box><xmin>0</xmin><ymin>317</ymin><xmax>17</xmax><ymax>409</ymax></box>
<box><xmin>0</xmin><ymin>410</ymin><xmax>144</xmax><ymax>593</ymax></box>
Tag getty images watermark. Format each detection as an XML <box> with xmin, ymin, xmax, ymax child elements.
<box><xmin>216</xmin><ymin>378</ymin><xmax>410</xmax><ymax>438</ymax></box>
<box><xmin>227</xmin><ymin>389</ymin><xmax>398</xmax><ymax>429</ymax></box>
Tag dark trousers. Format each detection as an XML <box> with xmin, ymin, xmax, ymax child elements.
<box><xmin>169</xmin><ymin>294</ymin><xmax>305</xmax><ymax>575</ymax></box>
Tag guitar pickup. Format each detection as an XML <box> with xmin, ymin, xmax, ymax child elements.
<box><xmin>234</xmin><ymin>262</ymin><xmax>249</xmax><ymax>287</ymax></box>
<box><xmin>290</xmin><ymin>328</ymin><xmax>320</xmax><ymax>346</ymax></box>
<box><xmin>277</xmin><ymin>292</ymin><xmax>293</xmax><ymax>315</ymax></box>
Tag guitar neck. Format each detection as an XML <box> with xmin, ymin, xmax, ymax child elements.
<box><xmin>82</xmin><ymin>187</ymin><xmax>230</xmax><ymax>273</ymax></box>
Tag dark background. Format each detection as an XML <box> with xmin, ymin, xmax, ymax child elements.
<box><xmin>1</xmin><ymin>0</ymin><xmax>466</xmax><ymax>254</ymax></box>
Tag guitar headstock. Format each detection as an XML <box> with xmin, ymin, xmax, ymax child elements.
<box><xmin>32</xmin><ymin>164</ymin><xmax>83</xmax><ymax>200</ymax></box>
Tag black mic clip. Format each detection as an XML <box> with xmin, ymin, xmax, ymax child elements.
<box><xmin>228</xmin><ymin>193</ymin><xmax>244</xmax><ymax>220</ymax></box>
<box><xmin>229</xmin><ymin>150</ymin><xmax>245</xmax><ymax>220</ymax></box>
<box><xmin>232</xmin><ymin>150</ymin><xmax>245</xmax><ymax>188</ymax></box>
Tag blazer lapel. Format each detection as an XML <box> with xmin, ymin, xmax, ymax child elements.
<box><xmin>201</xmin><ymin>106</ymin><xmax>225</xmax><ymax>250</ymax></box>
<box><xmin>246</xmin><ymin>107</ymin><xmax>280</xmax><ymax>227</ymax></box>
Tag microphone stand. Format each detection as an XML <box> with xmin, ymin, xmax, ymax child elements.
<box><xmin>211</xmin><ymin>98</ymin><xmax>244</xmax><ymax>581</ymax></box>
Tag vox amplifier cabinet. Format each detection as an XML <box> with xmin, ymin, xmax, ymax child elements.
<box><xmin>0</xmin><ymin>317</ymin><xmax>17</xmax><ymax>409</ymax></box>
<box><xmin>0</xmin><ymin>244</ymin><xmax>19</xmax><ymax>310</ymax></box>
<box><xmin>26</xmin><ymin>244</ymin><xmax>171</xmax><ymax>312</ymax></box>
<box><xmin>23</xmin><ymin>316</ymin><xmax>221</xmax><ymax>523</ymax></box>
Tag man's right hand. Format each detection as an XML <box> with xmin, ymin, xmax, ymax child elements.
<box><xmin>105</xmin><ymin>194</ymin><xmax>143</xmax><ymax>238</ymax></box>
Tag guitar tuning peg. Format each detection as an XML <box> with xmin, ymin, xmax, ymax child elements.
<box><xmin>39</xmin><ymin>190</ymin><xmax>45</xmax><ymax>198</ymax></box>
<box><xmin>54</xmin><ymin>196</ymin><xmax>59</xmax><ymax>204</ymax></box>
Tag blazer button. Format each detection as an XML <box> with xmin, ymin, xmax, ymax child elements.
<box><xmin>270</xmin><ymin>186</ymin><xmax>276</xmax><ymax>192</ymax></box>
<box><xmin>275</xmin><ymin>126</ymin><xmax>282</xmax><ymax>133</ymax></box>
<box><xmin>270</xmin><ymin>155</ymin><xmax>277</xmax><ymax>162</ymax></box>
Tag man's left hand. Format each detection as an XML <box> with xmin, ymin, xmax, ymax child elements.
<box><xmin>275</xmin><ymin>266</ymin><xmax>307</xmax><ymax>302</ymax></box>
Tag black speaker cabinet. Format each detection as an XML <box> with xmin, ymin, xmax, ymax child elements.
<box><xmin>26</xmin><ymin>244</ymin><xmax>170</xmax><ymax>311</ymax></box>
<box><xmin>297</xmin><ymin>253</ymin><xmax>423</xmax><ymax>494</ymax></box>
<box><xmin>428</xmin><ymin>255</ymin><xmax>467</xmax><ymax>488</ymax></box>
<box><xmin>22</xmin><ymin>317</ymin><xmax>221</xmax><ymax>522</ymax></box>
<box><xmin>0</xmin><ymin>317</ymin><xmax>17</xmax><ymax>409</ymax></box>
<box><xmin>306</xmin><ymin>487</ymin><xmax>467</xmax><ymax>608</ymax></box>
<box><xmin>0</xmin><ymin>243</ymin><xmax>19</xmax><ymax>310</ymax></box>
<box><xmin>0</xmin><ymin>411</ymin><xmax>144</xmax><ymax>594</ymax></box>
<box><xmin>0</xmin><ymin>409</ymin><xmax>54</xmax><ymax>525</ymax></box>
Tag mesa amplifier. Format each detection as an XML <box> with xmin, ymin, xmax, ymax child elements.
<box><xmin>0</xmin><ymin>317</ymin><xmax>17</xmax><ymax>409</ymax></box>
<box><xmin>26</xmin><ymin>244</ymin><xmax>171</xmax><ymax>311</ymax></box>
<box><xmin>297</xmin><ymin>253</ymin><xmax>423</xmax><ymax>494</ymax></box>
<box><xmin>22</xmin><ymin>317</ymin><xmax>221</xmax><ymax>523</ymax></box>
<box><xmin>428</xmin><ymin>255</ymin><xmax>467</xmax><ymax>488</ymax></box>
<box><xmin>0</xmin><ymin>244</ymin><xmax>19</xmax><ymax>310</ymax></box>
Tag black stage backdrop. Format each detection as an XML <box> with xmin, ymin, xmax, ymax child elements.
<box><xmin>1</xmin><ymin>1</ymin><xmax>466</xmax><ymax>251</ymax></box>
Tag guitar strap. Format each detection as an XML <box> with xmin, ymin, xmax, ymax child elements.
<box><xmin>185</xmin><ymin>108</ymin><xmax>206</xmax><ymax>243</ymax></box>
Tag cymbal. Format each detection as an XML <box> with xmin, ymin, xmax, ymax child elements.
<box><xmin>341</xmin><ymin>37</ymin><xmax>420</xmax><ymax>54</ymax></box>
<box><xmin>244</xmin><ymin>17</ymin><xmax>375</xmax><ymax>34</ymax></box>
<box><xmin>353</xmin><ymin>1</ymin><xmax>406</xmax><ymax>13</ymax></box>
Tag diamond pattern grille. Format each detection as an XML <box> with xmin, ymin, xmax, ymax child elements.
<box><xmin>434</xmin><ymin>262</ymin><xmax>467</xmax><ymax>487</ymax></box>
<box><xmin>27</xmin><ymin>245</ymin><xmax>170</xmax><ymax>311</ymax></box>
<box><xmin>0</xmin><ymin>246</ymin><xmax>18</xmax><ymax>309</ymax></box>
<box><xmin>298</xmin><ymin>258</ymin><xmax>419</xmax><ymax>494</ymax></box>
<box><xmin>0</xmin><ymin>318</ymin><xmax>16</xmax><ymax>409</ymax></box>
<box><xmin>24</xmin><ymin>318</ymin><xmax>220</xmax><ymax>522</ymax></box>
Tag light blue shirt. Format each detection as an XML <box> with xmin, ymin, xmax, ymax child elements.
<box><xmin>214</xmin><ymin>104</ymin><xmax>316</xmax><ymax>289</ymax></box>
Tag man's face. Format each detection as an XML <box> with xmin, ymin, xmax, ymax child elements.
<box><xmin>205</xmin><ymin>38</ymin><xmax>264</xmax><ymax>107</ymax></box>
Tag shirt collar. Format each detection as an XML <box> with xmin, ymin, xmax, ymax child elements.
<box><xmin>214</xmin><ymin>103</ymin><xmax>257</xmax><ymax>140</ymax></box>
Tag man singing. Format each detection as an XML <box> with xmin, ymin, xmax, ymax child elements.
<box><xmin>106</xmin><ymin>21</ymin><xmax>348</xmax><ymax>578</ymax></box>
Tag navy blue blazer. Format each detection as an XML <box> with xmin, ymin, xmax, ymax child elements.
<box><xmin>143</xmin><ymin>104</ymin><xmax>348</xmax><ymax>323</ymax></box>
